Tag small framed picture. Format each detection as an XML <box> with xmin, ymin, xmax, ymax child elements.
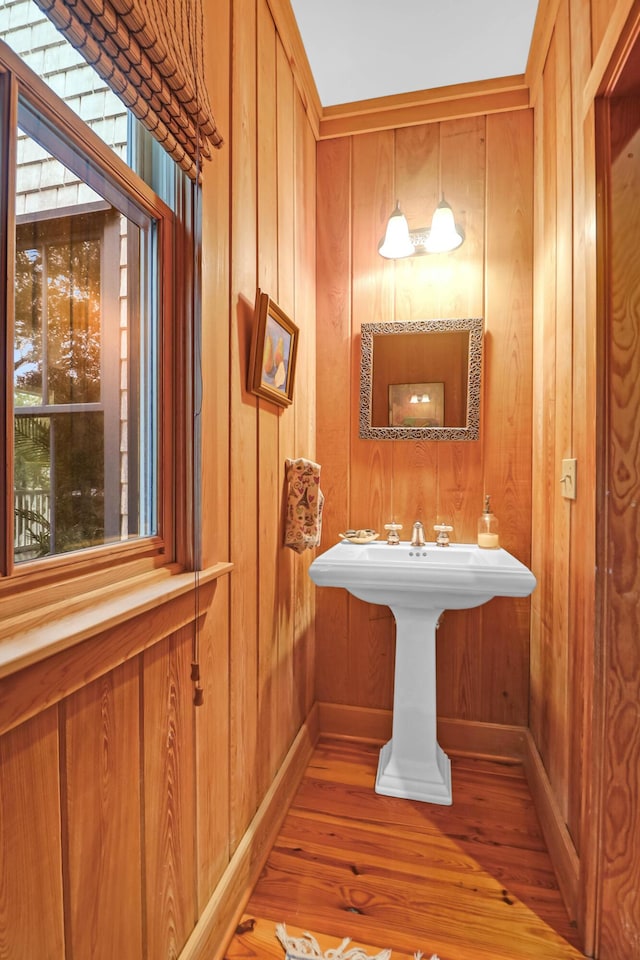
<box><xmin>248</xmin><ymin>289</ymin><xmax>299</xmax><ymax>407</ymax></box>
<box><xmin>388</xmin><ymin>381</ymin><xmax>445</xmax><ymax>427</ymax></box>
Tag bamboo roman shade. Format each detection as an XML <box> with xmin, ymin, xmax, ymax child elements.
<box><xmin>34</xmin><ymin>0</ymin><xmax>222</xmax><ymax>179</ymax></box>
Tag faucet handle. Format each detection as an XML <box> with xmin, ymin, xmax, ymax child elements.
<box><xmin>384</xmin><ymin>521</ymin><xmax>403</xmax><ymax>545</ymax></box>
<box><xmin>433</xmin><ymin>523</ymin><xmax>453</xmax><ymax>547</ymax></box>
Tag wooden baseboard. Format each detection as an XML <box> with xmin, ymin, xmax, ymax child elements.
<box><xmin>317</xmin><ymin>701</ymin><xmax>579</xmax><ymax>922</ymax></box>
<box><xmin>521</xmin><ymin>728</ymin><xmax>580</xmax><ymax>924</ymax></box>
<box><xmin>316</xmin><ymin>702</ymin><xmax>529</xmax><ymax>760</ymax></box>
<box><xmin>179</xmin><ymin>705</ymin><xmax>319</xmax><ymax>960</ymax></box>
<box><xmin>316</xmin><ymin>702</ymin><xmax>392</xmax><ymax>744</ymax></box>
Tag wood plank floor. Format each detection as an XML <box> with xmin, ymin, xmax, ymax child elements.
<box><xmin>225</xmin><ymin>737</ymin><xmax>586</xmax><ymax>960</ymax></box>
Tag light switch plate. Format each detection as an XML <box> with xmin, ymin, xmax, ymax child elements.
<box><xmin>561</xmin><ymin>458</ymin><xmax>577</xmax><ymax>500</ymax></box>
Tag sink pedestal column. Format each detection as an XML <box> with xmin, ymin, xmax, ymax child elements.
<box><xmin>375</xmin><ymin>606</ymin><xmax>452</xmax><ymax>805</ymax></box>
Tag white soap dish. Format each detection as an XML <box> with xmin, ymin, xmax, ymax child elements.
<box><xmin>339</xmin><ymin>529</ymin><xmax>379</xmax><ymax>544</ymax></box>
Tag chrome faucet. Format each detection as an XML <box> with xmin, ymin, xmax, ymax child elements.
<box><xmin>410</xmin><ymin>520</ymin><xmax>426</xmax><ymax>547</ymax></box>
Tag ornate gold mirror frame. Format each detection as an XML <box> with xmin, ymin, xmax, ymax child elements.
<box><xmin>359</xmin><ymin>318</ymin><xmax>483</xmax><ymax>440</ymax></box>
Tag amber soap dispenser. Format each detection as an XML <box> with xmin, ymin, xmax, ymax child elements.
<box><xmin>478</xmin><ymin>495</ymin><xmax>500</xmax><ymax>549</ymax></box>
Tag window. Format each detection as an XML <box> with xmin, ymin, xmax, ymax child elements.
<box><xmin>0</xmin><ymin>32</ymin><xmax>180</xmax><ymax>579</ymax></box>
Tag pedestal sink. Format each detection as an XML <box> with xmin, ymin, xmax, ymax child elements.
<box><xmin>309</xmin><ymin>540</ymin><xmax>536</xmax><ymax>805</ymax></box>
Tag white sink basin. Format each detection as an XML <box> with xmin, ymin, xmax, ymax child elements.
<box><xmin>309</xmin><ymin>540</ymin><xmax>536</xmax><ymax>610</ymax></box>
<box><xmin>309</xmin><ymin>540</ymin><xmax>536</xmax><ymax>805</ymax></box>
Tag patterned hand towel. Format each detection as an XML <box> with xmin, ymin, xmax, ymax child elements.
<box><xmin>284</xmin><ymin>458</ymin><xmax>324</xmax><ymax>553</ymax></box>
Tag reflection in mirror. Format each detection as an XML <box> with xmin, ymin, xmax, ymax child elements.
<box><xmin>359</xmin><ymin>318</ymin><xmax>483</xmax><ymax>440</ymax></box>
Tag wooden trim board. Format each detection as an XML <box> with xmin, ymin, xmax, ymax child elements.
<box><xmin>319</xmin><ymin>78</ymin><xmax>529</xmax><ymax>140</ymax></box>
<box><xmin>316</xmin><ymin>701</ymin><xmax>529</xmax><ymax>759</ymax></box>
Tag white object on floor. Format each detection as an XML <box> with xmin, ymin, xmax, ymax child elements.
<box><xmin>275</xmin><ymin>923</ymin><xmax>439</xmax><ymax>960</ymax></box>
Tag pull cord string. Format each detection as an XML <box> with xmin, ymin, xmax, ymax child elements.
<box><xmin>188</xmin><ymin>0</ymin><xmax>203</xmax><ymax>706</ymax></box>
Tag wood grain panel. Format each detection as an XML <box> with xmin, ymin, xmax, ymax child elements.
<box><xmin>598</xmin><ymin>97</ymin><xmax>640</xmax><ymax>960</ymax></box>
<box><xmin>0</xmin><ymin>583</ymin><xmax>217</xmax><ymax>739</ymax></box>
<box><xmin>263</xmin><ymin>0</ymin><xmax>321</xmax><ymax>137</ymax></box>
<box><xmin>275</xmin><ymin>35</ymin><xmax>297</xmax><ymax>762</ymax></box>
<box><xmin>229</xmin><ymin>0</ymin><xmax>259</xmax><ymax>850</ymax></box>
<box><xmin>482</xmin><ymin>108</ymin><xmax>533</xmax><ymax>727</ymax></box>
<box><xmin>349</xmin><ymin>130</ymin><xmax>395</xmax><ymax>710</ymax></box>
<box><xmin>293</xmin><ymin>90</ymin><xmax>317</xmax><ymax>726</ymax></box>
<box><xmin>195</xmin><ymin>588</ymin><xmax>231</xmax><ymax>909</ymax></box>
<box><xmin>566</xmin><ymin>0</ymin><xmax>595</xmax><ymax>864</ymax></box>
<box><xmin>591</xmin><ymin>0</ymin><xmax>620</xmax><ymax>61</ymax></box>
<box><xmin>0</xmin><ymin>708</ymin><xmax>64</xmax><ymax>960</ymax></box>
<box><xmin>143</xmin><ymin>628</ymin><xmax>196</xmax><ymax>958</ymax></box>
<box><xmin>435</xmin><ymin>115</ymin><xmax>486</xmax><ymax>542</ymax></box>
<box><xmin>257</xmin><ymin>0</ymin><xmax>280</xmax><ymax>798</ymax></box>
<box><xmin>198</xmin><ymin>0</ymin><xmax>232</xmax><ymax>907</ymax></box>
<box><xmin>530</xmin><ymin>73</ymin><xmax>547</xmax><ymax>751</ymax></box>
<box><xmin>391</xmin><ymin>124</ymin><xmax>440</xmax><ymax>538</ymax></box>
<box><xmin>62</xmin><ymin>659</ymin><xmax>142</xmax><ymax>959</ymax></box>
<box><xmin>315</xmin><ymin>136</ymin><xmax>352</xmax><ymax>705</ymax></box>
<box><xmin>432</xmin><ymin>116</ymin><xmax>486</xmax><ymax>720</ymax></box>
<box><xmin>549</xmin><ymin>0</ymin><xmax>573</xmax><ymax>822</ymax></box>
<box><xmin>531</xmin><ymin>28</ymin><xmax>559</xmax><ymax>770</ymax></box>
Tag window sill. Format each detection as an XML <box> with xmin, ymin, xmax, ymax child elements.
<box><xmin>0</xmin><ymin>561</ymin><xmax>233</xmax><ymax>681</ymax></box>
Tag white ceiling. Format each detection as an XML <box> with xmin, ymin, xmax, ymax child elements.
<box><xmin>290</xmin><ymin>0</ymin><xmax>539</xmax><ymax>108</ymax></box>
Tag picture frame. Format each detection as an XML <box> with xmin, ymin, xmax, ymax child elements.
<box><xmin>248</xmin><ymin>289</ymin><xmax>299</xmax><ymax>407</ymax></box>
<box><xmin>388</xmin><ymin>381</ymin><xmax>445</xmax><ymax>427</ymax></box>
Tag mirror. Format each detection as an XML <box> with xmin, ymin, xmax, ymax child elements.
<box><xmin>359</xmin><ymin>318</ymin><xmax>483</xmax><ymax>440</ymax></box>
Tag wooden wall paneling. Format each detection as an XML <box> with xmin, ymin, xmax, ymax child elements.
<box><xmin>0</xmin><ymin>583</ymin><xmax>217</xmax><ymax>740</ymax></box>
<box><xmin>292</xmin><ymin>92</ymin><xmax>317</xmax><ymax>726</ymax></box>
<box><xmin>392</xmin><ymin>124</ymin><xmax>440</xmax><ymax>536</ymax></box>
<box><xmin>567</xmin><ymin>0</ymin><xmax>596</xmax><ymax>862</ymax></box>
<box><xmin>435</xmin><ymin>607</ymin><xmax>484</xmax><ymax>720</ymax></box>
<box><xmin>599</xmin><ymin>97</ymin><xmax>640</xmax><ymax>960</ymax></box>
<box><xmin>263</xmin><ymin>0</ymin><xmax>322</xmax><ymax>137</ymax></box>
<box><xmin>229</xmin><ymin>0</ymin><xmax>259</xmax><ymax>848</ymax></box>
<box><xmin>530</xmin><ymin>69</ymin><xmax>547</xmax><ymax>746</ymax></box>
<box><xmin>575</xmin><ymin>102</ymin><xmax>600</xmax><ymax>956</ymax></box>
<box><xmin>550</xmin><ymin>0</ymin><xmax>574</xmax><ymax>824</ymax></box>
<box><xmin>256</xmin><ymin>0</ymin><xmax>281</xmax><ymax>798</ymax></box>
<box><xmin>349</xmin><ymin>131</ymin><xmax>396</xmax><ymax>710</ymax></box>
<box><xmin>591</xmin><ymin>0</ymin><xmax>621</xmax><ymax>62</ymax></box>
<box><xmin>198</xmin><ymin>0</ymin><xmax>231</xmax><ymax>910</ymax></box>
<box><xmin>62</xmin><ymin>659</ymin><xmax>142</xmax><ymax>959</ymax></box>
<box><xmin>435</xmin><ymin>116</ymin><xmax>486</xmax><ymax>541</ymax></box>
<box><xmin>431</xmin><ymin>117</ymin><xmax>486</xmax><ymax>721</ymax></box>
<box><xmin>195</xmin><ymin>591</ymin><xmax>231</xmax><ymax>909</ymax></box>
<box><xmin>201</xmin><ymin>0</ymin><xmax>230</xmax><ymax>570</ymax></box>
<box><xmin>275</xmin><ymin>35</ymin><xmax>297</xmax><ymax>763</ymax></box>
<box><xmin>143</xmin><ymin>628</ymin><xmax>196</xmax><ymax>958</ymax></box>
<box><xmin>314</xmin><ymin>137</ymin><xmax>353</xmax><ymax>705</ymax></box>
<box><xmin>569</xmin><ymin>90</ymin><xmax>605</xmax><ymax>956</ymax></box>
<box><xmin>526</xmin><ymin>0</ymin><xmax>562</xmax><ymax>106</ymax></box>
<box><xmin>531</xmin><ymin>30</ymin><xmax>559</xmax><ymax>765</ymax></box>
<box><xmin>481</xmin><ymin>109</ymin><xmax>534</xmax><ymax>726</ymax></box>
<box><xmin>0</xmin><ymin>708</ymin><xmax>64</xmax><ymax>959</ymax></box>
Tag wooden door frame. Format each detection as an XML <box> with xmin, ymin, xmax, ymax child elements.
<box><xmin>585</xmin><ymin>6</ymin><xmax>640</xmax><ymax>956</ymax></box>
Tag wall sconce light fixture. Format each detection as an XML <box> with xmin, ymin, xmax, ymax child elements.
<box><xmin>378</xmin><ymin>197</ymin><xmax>464</xmax><ymax>259</ymax></box>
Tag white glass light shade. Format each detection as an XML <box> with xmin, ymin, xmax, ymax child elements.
<box><xmin>424</xmin><ymin>199</ymin><xmax>463</xmax><ymax>253</ymax></box>
<box><xmin>378</xmin><ymin>203</ymin><xmax>415</xmax><ymax>259</ymax></box>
